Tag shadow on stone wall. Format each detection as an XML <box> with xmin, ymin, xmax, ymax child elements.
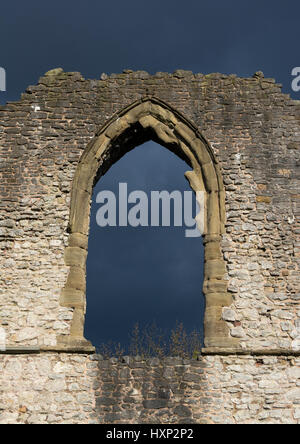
<box><xmin>94</xmin><ymin>355</ymin><xmax>211</xmax><ymax>424</ymax></box>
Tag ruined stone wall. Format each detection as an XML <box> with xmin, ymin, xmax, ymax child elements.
<box><xmin>0</xmin><ymin>69</ymin><xmax>299</xmax><ymax>423</ymax></box>
<box><xmin>0</xmin><ymin>353</ymin><xmax>299</xmax><ymax>424</ymax></box>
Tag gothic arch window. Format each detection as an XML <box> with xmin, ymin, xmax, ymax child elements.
<box><xmin>59</xmin><ymin>97</ymin><xmax>239</xmax><ymax>350</ymax></box>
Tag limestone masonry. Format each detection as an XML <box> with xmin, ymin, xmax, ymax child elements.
<box><xmin>0</xmin><ymin>69</ymin><xmax>299</xmax><ymax>423</ymax></box>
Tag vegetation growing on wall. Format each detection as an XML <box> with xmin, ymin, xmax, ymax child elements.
<box><xmin>96</xmin><ymin>321</ymin><xmax>202</xmax><ymax>359</ymax></box>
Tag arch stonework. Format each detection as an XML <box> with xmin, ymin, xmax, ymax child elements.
<box><xmin>59</xmin><ymin>96</ymin><xmax>239</xmax><ymax>350</ymax></box>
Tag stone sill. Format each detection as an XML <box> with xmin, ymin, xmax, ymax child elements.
<box><xmin>202</xmin><ymin>347</ymin><xmax>300</xmax><ymax>356</ymax></box>
<box><xmin>0</xmin><ymin>345</ymin><xmax>95</xmax><ymax>355</ymax></box>
<box><xmin>0</xmin><ymin>346</ymin><xmax>299</xmax><ymax>356</ymax></box>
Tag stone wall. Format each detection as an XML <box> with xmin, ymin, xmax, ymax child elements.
<box><xmin>0</xmin><ymin>68</ymin><xmax>299</xmax><ymax>423</ymax></box>
<box><xmin>0</xmin><ymin>68</ymin><xmax>299</xmax><ymax>350</ymax></box>
<box><xmin>0</xmin><ymin>353</ymin><xmax>299</xmax><ymax>424</ymax></box>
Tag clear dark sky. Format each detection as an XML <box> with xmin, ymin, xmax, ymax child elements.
<box><xmin>0</xmin><ymin>0</ymin><xmax>299</xmax><ymax>350</ymax></box>
<box><xmin>86</xmin><ymin>142</ymin><xmax>204</xmax><ymax>350</ymax></box>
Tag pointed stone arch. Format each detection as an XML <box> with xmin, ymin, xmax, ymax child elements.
<box><xmin>58</xmin><ymin>96</ymin><xmax>240</xmax><ymax>351</ymax></box>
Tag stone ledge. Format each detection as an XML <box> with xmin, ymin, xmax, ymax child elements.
<box><xmin>0</xmin><ymin>347</ymin><xmax>41</xmax><ymax>355</ymax></box>
<box><xmin>1</xmin><ymin>346</ymin><xmax>299</xmax><ymax>357</ymax></box>
<box><xmin>202</xmin><ymin>347</ymin><xmax>300</xmax><ymax>356</ymax></box>
<box><xmin>0</xmin><ymin>345</ymin><xmax>95</xmax><ymax>355</ymax></box>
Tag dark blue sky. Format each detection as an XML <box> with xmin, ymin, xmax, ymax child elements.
<box><xmin>86</xmin><ymin>142</ymin><xmax>204</xmax><ymax>349</ymax></box>
<box><xmin>1</xmin><ymin>0</ymin><xmax>299</xmax><ymax>350</ymax></box>
<box><xmin>0</xmin><ymin>0</ymin><xmax>299</xmax><ymax>104</ymax></box>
